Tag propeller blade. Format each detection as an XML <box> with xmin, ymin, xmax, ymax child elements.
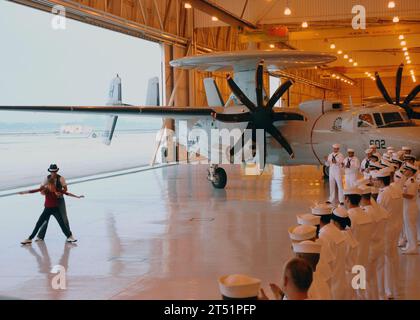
<box><xmin>395</xmin><ymin>64</ymin><xmax>404</xmax><ymax>105</ymax></box>
<box><xmin>266</xmin><ymin>80</ymin><xmax>294</xmax><ymax>110</ymax></box>
<box><xmin>266</xmin><ymin>124</ymin><xmax>294</xmax><ymax>158</ymax></box>
<box><xmin>227</xmin><ymin>75</ymin><xmax>257</xmax><ymax>112</ymax></box>
<box><xmin>402</xmin><ymin>84</ymin><xmax>420</xmax><ymax>108</ymax></box>
<box><xmin>256</xmin><ymin>61</ymin><xmax>264</xmax><ymax>107</ymax></box>
<box><xmin>229</xmin><ymin>123</ymin><xmax>255</xmax><ymax>161</ymax></box>
<box><xmin>375</xmin><ymin>72</ymin><xmax>394</xmax><ymax>105</ymax></box>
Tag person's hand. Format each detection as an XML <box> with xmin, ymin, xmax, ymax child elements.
<box><xmin>19</xmin><ymin>191</ymin><xmax>27</xmax><ymax>195</ymax></box>
<box><xmin>269</xmin><ymin>283</ymin><xmax>284</xmax><ymax>300</ymax></box>
<box><xmin>259</xmin><ymin>288</ymin><xmax>269</xmax><ymax>300</ymax></box>
<box><xmin>78</xmin><ymin>195</ymin><xmax>85</xmax><ymax>199</ymax></box>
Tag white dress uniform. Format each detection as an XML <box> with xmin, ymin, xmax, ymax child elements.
<box><xmin>326</xmin><ymin>149</ymin><xmax>345</xmax><ymax>204</ymax></box>
<box><xmin>292</xmin><ymin>241</ymin><xmax>332</xmax><ymax>300</ymax></box>
<box><xmin>347</xmin><ymin>206</ymin><xmax>373</xmax><ymax>299</ymax></box>
<box><xmin>416</xmin><ymin>173</ymin><xmax>420</xmax><ymax>240</ymax></box>
<box><xmin>362</xmin><ymin>202</ymin><xmax>387</xmax><ymax>300</ymax></box>
<box><xmin>343</xmin><ymin>155</ymin><xmax>361</xmax><ymax>188</ymax></box>
<box><xmin>377</xmin><ymin>184</ymin><xmax>402</xmax><ymax>299</ymax></box>
<box><xmin>318</xmin><ymin>223</ymin><xmax>348</xmax><ymax>299</ymax></box>
<box><xmin>402</xmin><ymin>174</ymin><xmax>419</xmax><ymax>253</ymax></box>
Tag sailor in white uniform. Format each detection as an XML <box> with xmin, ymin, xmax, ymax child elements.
<box><xmin>361</xmin><ymin>148</ymin><xmax>373</xmax><ymax>177</ymax></box>
<box><xmin>344</xmin><ymin>149</ymin><xmax>360</xmax><ymax>188</ymax></box>
<box><xmin>344</xmin><ymin>187</ymin><xmax>374</xmax><ymax>299</ymax></box>
<box><xmin>314</xmin><ymin>205</ymin><xmax>348</xmax><ymax>299</ymax></box>
<box><xmin>326</xmin><ymin>144</ymin><xmax>345</xmax><ymax>205</ymax></box>
<box><xmin>373</xmin><ymin>169</ymin><xmax>401</xmax><ymax>299</ymax></box>
<box><xmin>369</xmin><ymin>144</ymin><xmax>382</xmax><ymax>161</ymax></box>
<box><xmin>394</xmin><ymin>170</ymin><xmax>408</xmax><ymax>248</ymax></box>
<box><xmin>401</xmin><ymin>163</ymin><xmax>419</xmax><ymax>254</ymax></box>
<box><xmin>292</xmin><ymin>240</ymin><xmax>332</xmax><ymax>300</ymax></box>
<box><xmin>330</xmin><ymin>206</ymin><xmax>358</xmax><ymax>299</ymax></box>
<box><xmin>359</xmin><ymin>185</ymin><xmax>387</xmax><ymax>300</ymax></box>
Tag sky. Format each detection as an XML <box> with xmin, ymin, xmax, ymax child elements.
<box><xmin>0</xmin><ymin>1</ymin><xmax>162</xmax><ymax>125</ymax></box>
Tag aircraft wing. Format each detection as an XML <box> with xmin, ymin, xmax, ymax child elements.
<box><xmin>0</xmin><ymin>105</ymin><xmax>306</xmax><ymax>122</ymax></box>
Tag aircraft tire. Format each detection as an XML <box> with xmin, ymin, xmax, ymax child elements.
<box><xmin>323</xmin><ymin>165</ymin><xmax>329</xmax><ymax>179</ymax></box>
<box><xmin>212</xmin><ymin>167</ymin><xmax>227</xmax><ymax>189</ymax></box>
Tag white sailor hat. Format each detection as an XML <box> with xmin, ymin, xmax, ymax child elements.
<box><xmin>403</xmin><ymin>154</ymin><xmax>416</xmax><ymax>161</ymax></box>
<box><xmin>218</xmin><ymin>274</ymin><xmax>261</xmax><ymax>299</ymax></box>
<box><xmin>288</xmin><ymin>225</ymin><xmax>317</xmax><ymax>241</ymax></box>
<box><xmin>382</xmin><ymin>153</ymin><xmax>391</xmax><ymax>161</ymax></box>
<box><xmin>369</xmin><ymin>144</ymin><xmax>377</xmax><ymax>149</ymax></box>
<box><xmin>296</xmin><ymin>213</ymin><xmax>321</xmax><ymax>226</ymax></box>
<box><xmin>343</xmin><ymin>187</ymin><xmax>362</xmax><ymax>195</ymax></box>
<box><xmin>292</xmin><ymin>240</ymin><xmax>322</xmax><ymax>254</ymax></box>
<box><xmin>404</xmin><ymin>162</ymin><xmax>418</xmax><ymax>172</ymax></box>
<box><xmin>333</xmin><ymin>206</ymin><xmax>349</xmax><ymax>218</ymax></box>
<box><xmin>402</xmin><ymin>146</ymin><xmax>411</xmax><ymax>151</ymax></box>
<box><xmin>369</xmin><ymin>161</ymin><xmax>384</xmax><ymax>170</ymax></box>
<box><xmin>347</xmin><ymin>148</ymin><xmax>355</xmax><ymax>153</ymax></box>
<box><xmin>387</xmin><ymin>146</ymin><xmax>395</xmax><ymax>151</ymax></box>
<box><xmin>372</xmin><ymin>168</ymin><xmax>391</xmax><ymax>178</ymax></box>
<box><xmin>332</xmin><ymin>143</ymin><xmax>340</xmax><ymax>149</ymax></box>
<box><xmin>356</xmin><ymin>178</ymin><xmax>370</xmax><ymax>187</ymax></box>
<box><xmin>365</xmin><ymin>148</ymin><xmax>373</xmax><ymax>154</ymax></box>
<box><xmin>392</xmin><ymin>153</ymin><xmax>403</xmax><ymax>163</ymax></box>
<box><xmin>359</xmin><ymin>185</ymin><xmax>372</xmax><ymax>195</ymax></box>
<box><xmin>381</xmin><ymin>159</ymin><xmax>396</xmax><ymax>170</ymax></box>
<box><xmin>310</xmin><ymin>203</ymin><xmax>333</xmax><ymax>216</ymax></box>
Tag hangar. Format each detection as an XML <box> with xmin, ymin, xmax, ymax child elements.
<box><xmin>0</xmin><ymin>0</ymin><xmax>419</xmax><ymax>300</ymax></box>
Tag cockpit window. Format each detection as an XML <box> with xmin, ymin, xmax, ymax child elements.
<box><xmin>358</xmin><ymin>114</ymin><xmax>374</xmax><ymax>127</ymax></box>
<box><xmin>373</xmin><ymin>113</ymin><xmax>384</xmax><ymax>126</ymax></box>
<box><xmin>382</xmin><ymin>112</ymin><xmax>403</xmax><ymax>124</ymax></box>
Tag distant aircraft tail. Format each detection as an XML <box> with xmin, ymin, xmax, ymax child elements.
<box><xmin>103</xmin><ymin>74</ymin><xmax>122</xmax><ymax>145</ymax></box>
<box><xmin>146</xmin><ymin>77</ymin><xmax>160</xmax><ymax>106</ymax></box>
<box><xmin>103</xmin><ymin>75</ymin><xmax>160</xmax><ymax>145</ymax></box>
<box><xmin>204</xmin><ymin>78</ymin><xmax>224</xmax><ymax>106</ymax></box>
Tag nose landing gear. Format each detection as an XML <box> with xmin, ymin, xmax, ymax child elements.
<box><xmin>208</xmin><ymin>165</ymin><xmax>227</xmax><ymax>189</ymax></box>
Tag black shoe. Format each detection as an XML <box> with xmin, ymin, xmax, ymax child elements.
<box><xmin>340</xmin><ymin>203</ymin><xmax>344</xmax><ymax>206</ymax></box>
<box><xmin>326</xmin><ymin>201</ymin><xmax>332</xmax><ymax>204</ymax></box>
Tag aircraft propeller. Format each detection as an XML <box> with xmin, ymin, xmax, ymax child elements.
<box><xmin>375</xmin><ymin>64</ymin><xmax>420</xmax><ymax>119</ymax></box>
<box><xmin>213</xmin><ymin>60</ymin><xmax>297</xmax><ymax>168</ymax></box>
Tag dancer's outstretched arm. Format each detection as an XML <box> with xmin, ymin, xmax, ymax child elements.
<box><xmin>64</xmin><ymin>191</ymin><xmax>84</xmax><ymax>199</ymax></box>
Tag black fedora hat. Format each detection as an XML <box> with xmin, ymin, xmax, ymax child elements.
<box><xmin>48</xmin><ymin>164</ymin><xmax>59</xmax><ymax>172</ymax></box>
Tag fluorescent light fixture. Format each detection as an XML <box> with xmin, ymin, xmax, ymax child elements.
<box><xmin>393</xmin><ymin>16</ymin><xmax>399</xmax><ymax>23</ymax></box>
<box><xmin>184</xmin><ymin>3</ymin><xmax>192</xmax><ymax>9</ymax></box>
<box><xmin>330</xmin><ymin>43</ymin><xmax>336</xmax><ymax>49</ymax></box>
<box><xmin>388</xmin><ymin>1</ymin><xmax>396</xmax><ymax>9</ymax></box>
<box><xmin>302</xmin><ymin>21</ymin><xmax>308</xmax><ymax>28</ymax></box>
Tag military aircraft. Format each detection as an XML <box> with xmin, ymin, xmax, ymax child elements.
<box><xmin>1</xmin><ymin>50</ymin><xmax>419</xmax><ymax>189</ymax></box>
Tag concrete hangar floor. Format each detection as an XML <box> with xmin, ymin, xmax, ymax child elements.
<box><xmin>0</xmin><ymin>164</ymin><xmax>419</xmax><ymax>300</ymax></box>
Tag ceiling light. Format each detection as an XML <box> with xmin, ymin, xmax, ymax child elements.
<box><xmin>184</xmin><ymin>3</ymin><xmax>192</xmax><ymax>9</ymax></box>
<box><xmin>302</xmin><ymin>21</ymin><xmax>308</xmax><ymax>28</ymax></box>
<box><xmin>388</xmin><ymin>1</ymin><xmax>396</xmax><ymax>9</ymax></box>
<box><xmin>399</xmin><ymin>35</ymin><xmax>405</xmax><ymax>40</ymax></box>
<box><xmin>269</xmin><ymin>44</ymin><xmax>275</xmax><ymax>49</ymax></box>
<box><xmin>211</xmin><ymin>16</ymin><xmax>219</xmax><ymax>21</ymax></box>
<box><xmin>400</xmin><ymin>41</ymin><xmax>407</xmax><ymax>46</ymax></box>
<box><xmin>337</xmin><ymin>50</ymin><xmax>343</xmax><ymax>55</ymax></box>
<box><xmin>349</xmin><ymin>58</ymin><xmax>354</xmax><ymax>63</ymax></box>
<box><xmin>406</xmin><ymin>56</ymin><xmax>410</xmax><ymax>60</ymax></box>
<box><xmin>330</xmin><ymin>43</ymin><xmax>336</xmax><ymax>49</ymax></box>
<box><xmin>332</xmin><ymin>74</ymin><xmax>336</xmax><ymax>78</ymax></box>
<box><xmin>393</xmin><ymin>16</ymin><xmax>399</xmax><ymax>23</ymax></box>
<box><xmin>407</xmin><ymin>60</ymin><xmax>411</xmax><ymax>64</ymax></box>
<box><xmin>404</xmin><ymin>51</ymin><xmax>409</xmax><ymax>56</ymax></box>
<box><xmin>412</xmin><ymin>76</ymin><xmax>416</xmax><ymax>83</ymax></box>
<box><xmin>410</xmin><ymin>70</ymin><xmax>414</xmax><ymax>74</ymax></box>
<box><xmin>353</xmin><ymin>62</ymin><xmax>358</xmax><ymax>66</ymax></box>
<box><xmin>284</xmin><ymin>7</ymin><xmax>292</xmax><ymax>15</ymax></box>
<box><xmin>344</xmin><ymin>54</ymin><xmax>349</xmax><ymax>59</ymax></box>
<box><xmin>402</xmin><ymin>47</ymin><xmax>408</xmax><ymax>51</ymax></box>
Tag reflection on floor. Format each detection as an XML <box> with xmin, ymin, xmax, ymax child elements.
<box><xmin>0</xmin><ymin>164</ymin><xmax>418</xmax><ymax>300</ymax></box>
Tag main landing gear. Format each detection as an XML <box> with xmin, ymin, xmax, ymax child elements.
<box><xmin>208</xmin><ymin>165</ymin><xmax>227</xmax><ymax>189</ymax></box>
